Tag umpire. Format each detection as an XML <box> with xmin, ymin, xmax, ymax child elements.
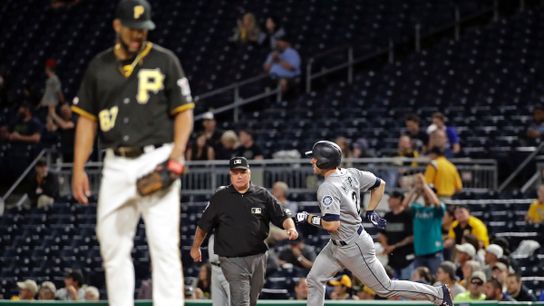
<box><xmin>191</xmin><ymin>156</ymin><xmax>298</xmax><ymax>306</ymax></box>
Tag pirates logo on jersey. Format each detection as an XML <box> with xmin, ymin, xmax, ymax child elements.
<box><xmin>322</xmin><ymin>195</ymin><xmax>334</xmax><ymax>207</ymax></box>
<box><xmin>137</xmin><ymin>68</ymin><xmax>165</xmax><ymax>104</ymax></box>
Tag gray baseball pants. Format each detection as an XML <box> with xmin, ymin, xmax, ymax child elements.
<box><xmin>307</xmin><ymin>230</ymin><xmax>446</xmax><ymax>306</ymax></box>
<box><xmin>219</xmin><ymin>253</ymin><xmax>267</xmax><ymax>306</ymax></box>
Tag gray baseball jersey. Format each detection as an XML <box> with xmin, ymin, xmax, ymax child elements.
<box><xmin>317</xmin><ymin>168</ymin><xmax>379</xmax><ymax>242</ymax></box>
<box><xmin>306</xmin><ymin>168</ymin><xmax>449</xmax><ymax>306</ymax></box>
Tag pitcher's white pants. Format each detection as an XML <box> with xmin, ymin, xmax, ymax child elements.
<box><xmin>96</xmin><ymin>145</ymin><xmax>183</xmax><ymax>306</ymax></box>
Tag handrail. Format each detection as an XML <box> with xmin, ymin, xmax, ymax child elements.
<box><xmin>0</xmin><ymin>149</ymin><xmax>46</xmax><ymax>215</ymax></box>
<box><xmin>194</xmin><ymin>74</ymin><xmax>268</xmax><ymax>101</ymax></box>
<box><xmin>498</xmin><ymin>142</ymin><xmax>544</xmax><ymax>192</ymax></box>
<box><xmin>305</xmin><ymin>6</ymin><xmax>495</xmax><ymax>93</ymax></box>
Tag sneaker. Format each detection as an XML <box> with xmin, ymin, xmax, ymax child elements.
<box><xmin>440</xmin><ymin>284</ymin><xmax>454</xmax><ymax>306</ymax></box>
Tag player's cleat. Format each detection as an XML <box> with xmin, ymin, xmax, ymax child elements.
<box><xmin>440</xmin><ymin>284</ymin><xmax>454</xmax><ymax>306</ymax></box>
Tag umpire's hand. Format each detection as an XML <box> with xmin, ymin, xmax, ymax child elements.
<box><xmin>190</xmin><ymin>247</ymin><xmax>202</xmax><ymax>262</ymax></box>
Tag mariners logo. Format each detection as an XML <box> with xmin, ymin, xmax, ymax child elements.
<box><xmin>322</xmin><ymin>195</ymin><xmax>333</xmax><ymax>207</ymax></box>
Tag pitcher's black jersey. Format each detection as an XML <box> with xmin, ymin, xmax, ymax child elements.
<box><xmin>72</xmin><ymin>42</ymin><xmax>194</xmax><ymax>148</ymax></box>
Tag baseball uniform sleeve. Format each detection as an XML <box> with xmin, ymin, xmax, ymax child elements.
<box><xmin>266</xmin><ymin>190</ymin><xmax>288</xmax><ymax>227</ymax></box>
<box><xmin>72</xmin><ymin>60</ymin><xmax>98</xmax><ymax>121</ymax></box>
<box><xmin>353</xmin><ymin>169</ymin><xmax>381</xmax><ymax>192</ymax></box>
<box><xmin>197</xmin><ymin>196</ymin><xmax>219</xmax><ymax>233</ymax></box>
<box><xmin>317</xmin><ymin>184</ymin><xmax>341</xmax><ymax>221</ymax></box>
<box><xmin>166</xmin><ymin>52</ymin><xmax>195</xmax><ymax>116</ymax></box>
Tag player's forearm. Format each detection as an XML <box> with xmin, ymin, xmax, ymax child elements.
<box><xmin>367</xmin><ymin>179</ymin><xmax>385</xmax><ymax>211</ymax></box>
<box><xmin>192</xmin><ymin>226</ymin><xmax>207</xmax><ymax>248</ymax></box>
<box><xmin>282</xmin><ymin>217</ymin><xmax>296</xmax><ymax>231</ymax></box>
<box><xmin>170</xmin><ymin>110</ymin><xmax>193</xmax><ymax>161</ymax></box>
<box><xmin>73</xmin><ymin>117</ymin><xmax>96</xmax><ymax>172</ymax></box>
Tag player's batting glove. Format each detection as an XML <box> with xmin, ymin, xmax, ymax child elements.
<box><xmin>295</xmin><ymin>211</ymin><xmax>310</xmax><ymax>224</ymax></box>
<box><xmin>136</xmin><ymin>159</ymin><xmax>185</xmax><ymax>196</ymax></box>
<box><xmin>365</xmin><ymin>210</ymin><xmax>387</xmax><ymax>229</ymax></box>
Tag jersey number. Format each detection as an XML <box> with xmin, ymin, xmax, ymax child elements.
<box><xmin>99</xmin><ymin>106</ymin><xmax>119</xmax><ymax>132</ymax></box>
<box><xmin>352</xmin><ymin>191</ymin><xmax>361</xmax><ymax>215</ymax></box>
<box><xmin>137</xmin><ymin>69</ymin><xmax>165</xmax><ymax>104</ymax></box>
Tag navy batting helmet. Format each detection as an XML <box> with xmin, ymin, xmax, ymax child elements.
<box><xmin>305</xmin><ymin>140</ymin><xmax>342</xmax><ymax>169</ymax></box>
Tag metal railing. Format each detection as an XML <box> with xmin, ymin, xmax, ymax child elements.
<box><xmin>305</xmin><ymin>5</ymin><xmax>497</xmax><ymax>93</ymax></box>
<box><xmin>499</xmin><ymin>143</ymin><xmax>544</xmax><ymax>192</ymax></box>
<box><xmin>193</xmin><ymin>74</ymin><xmax>282</xmax><ymax>122</ymax></box>
<box><xmin>0</xmin><ymin>149</ymin><xmax>47</xmax><ymax>215</ymax></box>
<box><xmin>52</xmin><ymin>157</ymin><xmax>497</xmax><ymax>197</ymax></box>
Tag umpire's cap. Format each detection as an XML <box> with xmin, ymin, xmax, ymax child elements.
<box><xmin>116</xmin><ymin>0</ymin><xmax>155</xmax><ymax>30</ymax></box>
<box><xmin>305</xmin><ymin>140</ymin><xmax>342</xmax><ymax>169</ymax></box>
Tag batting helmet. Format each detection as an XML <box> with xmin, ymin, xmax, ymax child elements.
<box><xmin>305</xmin><ymin>140</ymin><xmax>342</xmax><ymax>169</ymax></box>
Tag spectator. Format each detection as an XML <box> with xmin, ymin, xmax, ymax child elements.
<box><xmin>484</xmin><ymin>278</ymin><xmax>515</xmax><ymax>301</ymax></box>
<box><xmin>526</xmin><ymin>104</ymin><xmax>544</xmax><ymax>142</ymax></box>
<box><xmin>235</xmin><ymin>129</ymin><xmax>263</xmax><ymax>159</ymax></box>
<box><xmin>263</xmin><ymin>35</ymin><xmax>301</xmax><ymax>94</ymax></box>
<box><xmin>329</xmin><ymin>275</ymin><xmax>355</xmax><ymax>300</ymax></box>
<box><xmin>483</xmin><ymin>244</ymin><xmax>503</xmax><ymax>279</ymax></box>
<box><xmin>429</xmin><ymin>112</ymin><xmax>460</xmax><ymax>155</ymax></box>
<box><xmin>28</xmin><ymin>159</ymin><xmax>59</xmax><ymax>209</ymax></box>
<box><xmin>196</xmin><ymin>263</ymin><xmax>211</xmax><ymax>299</ymax></box>
<box><xmin>334</xmin><ymin>136</ymin><xmax>355</xmax><ymax>167</ymax></box>
<box><xmin>356</xmin><ymin>285</ymin><xmax>376</xmax><ymax>300</ymax></box>
<box><xmin>15</xmin><ymin>279</ymin><xmax>38</xmax><ymax>300</ymax></box>
<box><xmin>424</xmin><ymin>146</ymin><xmax>463</xmax><ymax>199</ymax></box>
<box><xmin>454</xmin><ymin>243</ymin><xmax>476</xmax><ymax>277</ymax></box>
<box><xmin>48</xmin><ymin>103</ymin><xmax>75</xmax><ymax>162</ymax></box>
<box><xmin>186</xmin><ymin>132</ymin><xmax>215</xmax><ymax>161</ymax></box>
<box><xmin>56</xmin><ymin>270</ymin><xmax>85</xmax><ymax>300</ymax></box>
<box><xmin>229</xmin><ymin>12</ymin><xmax>265</xmax><ymax>44</ymax></box>
<box><xmin>38</xmin><ymin>281</ymin><xmax>56</xmax><ymax>300</ymax></box>
<box><xmin>441</xmin><ymin>207</ymin><xmax>455</xmax><ymax>260</ymax></box>
<box><xmin>351</xmin><ymin>137</ymin><xmax>374</xmax><ymax>158</ymax></box>
<box><xmin>201</xmin><ymin>112</ymin><xmax>223</xmax><ymax>152</ymax></box>
<box><xmin>293</xmin><ymin>278</ymin><xmax>308</xmax><ymax>300</ymax></box>
<box><xmin>215</xmin><ymin>130</ymin><xmax>238</xmax><ymax>160</ymax></box>
<box><xmin>2</xmin><ymin>102</ymin><xmax>42</xmax><ymax>146</ymax></box>
<box><xmin>185</xmin><ymin>286</ymin><xmax>196</xmax><ymax>300</ymax></box>
<box><xmin>460</xmin><ymin>260</ymin><xmax>482</xmax><ymax>289</ymax></box>
<box><xmin>411</xmin><ymin>266</ymin><xmax>434</xmax><ymax>285</ymax></box>
<box><xmin>491</xmin><ymin>262</ymin><xmax>509</xmax><ymax>289</ymax></box>
<box><xmin>454</xmin><ymin>271</ymin><xmax>486</xmax><ymax>302</ymax></box>
<box><xmin>506</xmin><ymin>273</ymin><xmax>535</xmax><ymax>302</ymax></box>
<box><xmin>398</xmin><ymin>134</ymin><xmax>419</xmax><ymax>161</ymax></box>
<box><xmin>271</xmin><ymin>181</ymin><xmax>298</xmax><ymax>214</ymax></box>
<box><xmin>404</xmin><ymin>114</ymin><xmax>428</xmax><ymax>152</ymax></box>
<box><xmin>137</xmin><ymin>277</ymin><xmax>152</xmax><ymax>300</ymax></box>
<box><xmin>435</xmin><ymin>261</ymin><xmax>465</xmax><ymax>297</ymax></box>
<box><xmin>446</xmin><ymin>205</ymin><xmax>489</xmax><ymax>249</ymax></box>
<box><xmin>264</xmin><ymin>16</ymin><xmax>286</xmax><ymax>49</ymax></box>
<box><xmin>40</xmin><ymin>58</ymin><xmax>64</xmax><ymax>113</ymax></box>
<box><xmin>526</xmin><ymin>184</ymin><xmax>544</xmax><ymax>224</ymax></box>
<box><xmin>378</xmin><ymin>191</ymin><xmax>414</xmax><ymax>280</ymax></box>
<box><xmin>278</xmin><ymin>235</ymin><xmax>316</xmax><ymax>271</ymax></box>
<box><xmin>427</xmin><ymin>129</ymin><xmax>450</xmax><ymax>157</ymax></box>
<box><xmin>84</xmin><ymin>286</ymin><xmax>100</xmax><ymax>301</ymax></box>
<box><xmin>403</xmin><ymin>173</ymin><xmax>445</xmax><ymax>274</ymax></box>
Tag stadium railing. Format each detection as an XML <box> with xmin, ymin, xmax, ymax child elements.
<box><xmin>51</xmin><ymin>157</ymin><xmax>497</xmax><ymax>197</ymax></box>
<box><xmin>0</xmin><ymin>300</ymin><xmax>543</xmax><ymax>305</ymax></box>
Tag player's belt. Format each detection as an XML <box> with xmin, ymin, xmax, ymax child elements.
<box><xmin>331</xmin><ymin>225</ymin><xmax>363</xmax><ymax>246</ymax></box>
<box><xmin>113</xmin><ymin>144</ymin><xmax>164</xmax><ymax>158</ymax></box>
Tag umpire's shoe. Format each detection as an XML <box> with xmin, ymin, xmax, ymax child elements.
<box><xmin>440</xmin><ymin>284</ymin><xmax>454</xmax><ymax>306</ymax></box>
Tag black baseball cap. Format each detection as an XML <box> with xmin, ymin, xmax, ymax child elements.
<box><xmin>229</xmin><ymin>157</ymin><xmax>250</xmax><ymax>170</ymax></box>
<box><xmin>116</xmin><ymin>0</ymin><xmax>156</xmax><ymax>30</ymax></box>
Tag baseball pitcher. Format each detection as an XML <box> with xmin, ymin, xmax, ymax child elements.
<box><xmin>71</xmin><ymin>0</ymin><xmax>193</xmax><ymax>305</ymax></box>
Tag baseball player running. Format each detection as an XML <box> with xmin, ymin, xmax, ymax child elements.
<box><xmin>296</xmin><ymin>140</ymin><xmax>453</xmax><ymax>306</ymax></box>
<box><xmin>71</xmin><ymin>0</ymin><xmax>194</xmax><ymax>305</ymax></box>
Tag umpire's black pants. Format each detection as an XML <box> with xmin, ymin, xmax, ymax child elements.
<box><xmin>219</xmin><ymin>253</ymin><xmax>267</xmax><ymax>306</ymax></box>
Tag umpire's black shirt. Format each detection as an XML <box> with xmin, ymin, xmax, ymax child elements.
<box><xmin>198</xmin><ymin>184</ymin><xmax>288</xmax><ymax>257</ymax></box>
